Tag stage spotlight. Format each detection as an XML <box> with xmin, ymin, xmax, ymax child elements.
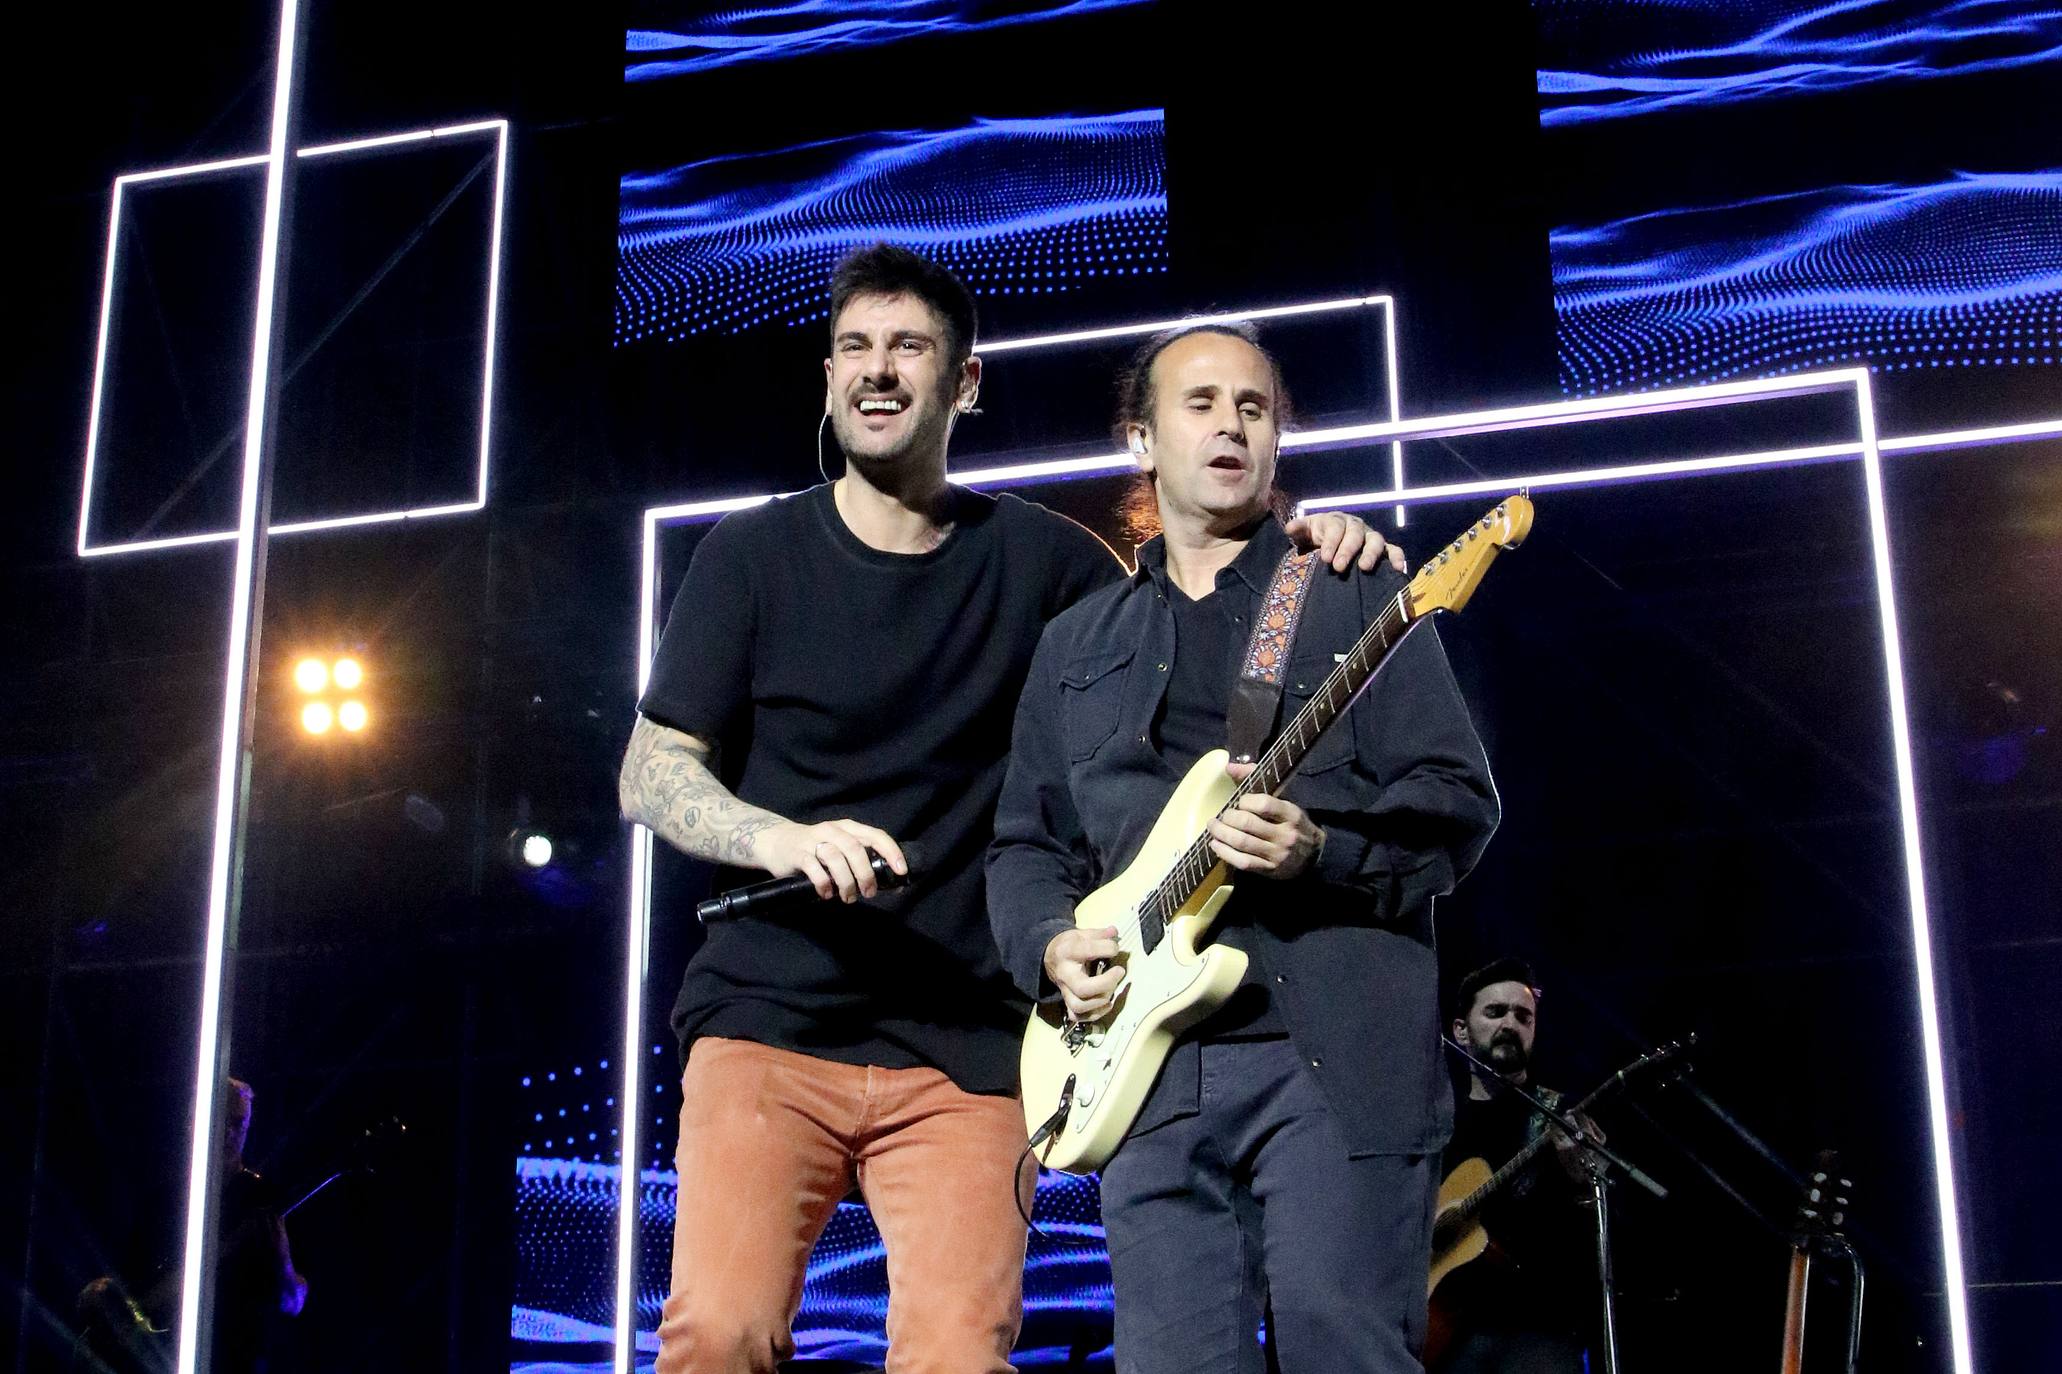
<box><xmin>338</xmin><ymin>700</ymin><xmax>368</xmax><ymax>732</ymax></box>
<box><xmin>332</xmin><ymin>657</ymin><xmax>363</xmax><ymax>689</ymax></box>
<box><xmin>301</xmin><ymin>702</ymin><xmax>334</xmax><ymax>735</ymax></box>
<box><xmin>521</xmin><ymin>833</ymin><xmax>554</xmax><ymax>868</ymax></box>
<box><xmin>294</xmin><ymin>657</ymin><xmax>328</xmax><ymax>693</ymax></box>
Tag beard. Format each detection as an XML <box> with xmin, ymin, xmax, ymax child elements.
<box><xmin>829</xmin><ymin>387</ymin><xmax>954</xmax><ymax>477</ymax></box>
<box><xmin>1485</xmin><ymin>1029</ymin><xmax>1529</xmax><ymax>1073</ymax></box>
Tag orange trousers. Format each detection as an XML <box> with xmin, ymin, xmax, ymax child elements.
<box><xmin>654</xmin><ymin>1036</ymin><xmax>1036</xmax><ymax>1374</ymax></box>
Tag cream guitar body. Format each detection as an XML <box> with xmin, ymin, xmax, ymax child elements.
<box><xmin>1019</xmin><ymin>749</ymin><xmax>1249</xmax><ymax>1174</ymax></box>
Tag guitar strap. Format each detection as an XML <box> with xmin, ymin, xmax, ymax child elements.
<box><xmin>1226</xmin><ymin>547</ymin><xmax>1320</xmax><ymax>764</ymax></box>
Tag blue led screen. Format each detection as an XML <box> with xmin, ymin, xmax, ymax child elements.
<box><xmin>1536</xmin><ymin>0</ymin><xmax>2062</xmax><ymax>127</ymax></box>
<box><xmin>1537</xmin><ymin>1</ymin><xmax>2062</xmax><ymax>424</ymax></box>
<box><xmin>510</xmin><ymin>1054</ymin><xmax>1115</xmax><ymax>1373</ymax></box>
<box><xmin>617</xmin><ymin>111</ymin><xmax>1170</xmax><ymax>346</ymax></box>
<box><xmin>627</xmin><ymin>0</ymin><xmax>1153</xmax><ymax>80</ymax></box>
<box><xmin>1555</xmin><ymin>170</ymin><xmax>2062</xmax><ymax>394</ymax></box>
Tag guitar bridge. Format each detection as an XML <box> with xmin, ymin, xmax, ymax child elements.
<box><xmin>1061</xmin><ymin>1019</ymin><xmax>1106</xmax><ymax>1054</ymax></box>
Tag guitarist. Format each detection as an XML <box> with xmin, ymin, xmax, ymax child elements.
<box><xmin>75</xmin><ymin>1078</ymin><xmax>307</xmax><ymax>1374</ymax></box>
<box><xmin>1432</xmin><ymin>960</ymin><xmax>1600</xmax><ymax>1374</ymax></box>
<box><xmin>989</xmin><ymin>322</ymin><xmax>1500</xmax><ymax>1374</ymax></box>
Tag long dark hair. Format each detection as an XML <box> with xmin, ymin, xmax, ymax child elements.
<box><xmin>1112</xmin><ymin>321</ymin><xmax>1297</xmax><ymax>543</ymax></box>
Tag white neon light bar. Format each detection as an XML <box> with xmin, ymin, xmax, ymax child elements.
<box><xmin>1850</xmin><ymin>370</ymin><xmax>1973</xmax><ymax>1374</ymax></box>
<box><xmin>624</xmin><ymin>366</ymin><xmax>1974</xmax><ymax>1374</ymax></box>
<box><xmin>177</xmin><ymin>1</ymin><xmax>300</xmax><ymax>1370</ymax></box>
<box><xmin>974</xmin><ymin>293</ymin><xmax>1391</xmax><ymax>352</ymax></box>
<box><xmin>77</xmin><ymin>118</ymin><xmax>510</xmax><ymax>557</ymax></box>
<box><xmin>1298</xmin><ymin>440</ymin><xmax>1863</xmax><ymax>512</ymax></box>
<box><xmin>1882</xmin><ymin>415</ymin><xmax>2062</xmax><ymax>453</ymax></box>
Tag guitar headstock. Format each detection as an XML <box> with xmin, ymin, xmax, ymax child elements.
<box><xmin>1791</xmin><ymin>1149</ymin><xmax>1853</xmax><ymax>1244</ymax></box>
<box><xmin>1405</xmin><ymin>495</ymin><xmax>1534</xmax><ymax>617</ymax></box>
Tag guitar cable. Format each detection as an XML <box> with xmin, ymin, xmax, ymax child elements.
<box><xmin>1014</xmin><ymin>1075</ymin><xmax>1102</xmax><ymax>1246</ymax></box>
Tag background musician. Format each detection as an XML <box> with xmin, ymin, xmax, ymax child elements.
<box><xmin>1433</xmin><ymin>960</ymin><xmax>1600</xmax><ymax>1374</ymax></box>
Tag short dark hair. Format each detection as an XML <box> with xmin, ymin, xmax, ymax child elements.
<box><xmin>1110</xmin><ymin>321</ymin><xmax>1295</xmax><ymax>446</ymax></box>
<box><xmin>828</xmin><ymin>244</ymin><xmax>978</xmax><ymax>370</ymax></box>
<box><xmin>1451</xmin><ymin>958</ymin><xmax>1540</xmax><ymax>1022</ymax></box>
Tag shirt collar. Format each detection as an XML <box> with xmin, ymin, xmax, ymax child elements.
<box><xmin>1133</xmin><ymin>515</ymin><xmax>1292</xmax><ymax>596</ymax></box>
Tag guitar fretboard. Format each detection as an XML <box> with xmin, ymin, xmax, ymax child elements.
<box><xmin>1136</xmin><ymin>589</ymin><xmax>1417</xmax><ymax>953</ymax></box>
<box><xmin>1441</xmin><ymin>1046</ymin><xmax>1681</xmax><ymax>1231</ymax></box>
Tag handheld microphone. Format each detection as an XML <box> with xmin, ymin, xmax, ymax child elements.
<box><xmin>695</xmin><ymin>844</ymin><xmax>922</xmax><ymax>923</ymax></box>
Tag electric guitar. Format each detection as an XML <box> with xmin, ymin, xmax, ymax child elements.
<box><xmin>1019</xmin><ymin>496</ymin><xmax>1534</xmax><ymax>1174</ymax></box>
<box><xmin>1427</xmin><ymin>1039</ymin><xmax>1688</xmax><ymax>1298</ymax></box>
<box><xmin>1779</xmin><ymin>1151</ymin><xmax>1854</xmax><ymax>1374</ymax></box>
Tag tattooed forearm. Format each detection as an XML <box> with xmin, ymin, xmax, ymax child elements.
<box><xmin>619</xmin><ymin>715</ymin><xmax>789</xmax><ymax>868</ymax></box>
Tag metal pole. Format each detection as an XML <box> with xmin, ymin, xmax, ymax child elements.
<box><xmin>1590</xmin><ymin>1169</ymin><xmax>1621</xmax><ymax>1374</ymax></box>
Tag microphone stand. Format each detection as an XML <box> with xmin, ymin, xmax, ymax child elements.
<box><xmin>1443</xmin><ymin>1036</ymin><xmax>1669</xmax><ymax>1374</ymax></box>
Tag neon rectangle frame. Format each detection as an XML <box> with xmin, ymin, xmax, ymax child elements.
<box><xmin>612</xmin><ymin>294</ymin><xmax>1401</xmax><ymax>1368</ymax></box>
<box><xmin>77</xmin><ymin>118</ymin><xmax>510</xmax><ymax>558</ymax></box>
<box><xmin>615</xmin><ymin>364</ymin><xmax>1973</xmax><ymax>1374</ymax></box>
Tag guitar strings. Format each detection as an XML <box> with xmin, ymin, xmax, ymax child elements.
<box><xmin>1102</xmin><ymin>589</ymin><xmax>1416</xmax><ymax>958</ymax></box>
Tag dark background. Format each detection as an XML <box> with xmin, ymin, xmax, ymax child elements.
<box><xmin>4</xmin><ymin>2</ymin><xmax>2055</xmax><ymax>1371</ymax></box>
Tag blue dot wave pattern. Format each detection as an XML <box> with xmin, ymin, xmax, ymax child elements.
<box><xmin>1552</xmin><ymin>169</ymin><xmax>2062</xmax><ymax>395</ymax></box>
<box><xmin>1536</xmin><ymin>0</ymin><xmax>2062</xmax><ymax>127</ymax></box>
<box><xmin>625</xmin><ymin>0</ymin><xmax>1152</xmax><ymax>81</ymax></box>
<box><xmin>616</xmin><ymin>112</ymin><xmax>1168</xmax><ymax>346</ymax></box>
<box><xmin>510</xmin><ymin>1156</ymin><xmax>1113</xmax><ymax>1371</ymax></box>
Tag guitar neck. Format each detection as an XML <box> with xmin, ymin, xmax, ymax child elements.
<box><xmin>1138</xmin><ymin>590</ymin><xmax>1420</xmax><ymax>938</ymax></box>
<box><xmin>1245</xmin><ymin>588</ymin><xmax>1418</xmax><ymax>797</ymax></box>
<box><xmin>1448</xmin><ymin>1073</ymin><xmax>1626</xmax><ymax>1227</ymax></box>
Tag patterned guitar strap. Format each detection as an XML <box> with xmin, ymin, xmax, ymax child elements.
<box><xmin>1225</xmin><ymin>547</ymin><xmax>1320</xmax><ymax>765</ymax></box>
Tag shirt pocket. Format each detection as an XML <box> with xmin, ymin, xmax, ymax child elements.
<box><xmin>1277</xmin><ymin>649</ymin><xmax>1358</xmax><ymax>776</ymax></box>
<box><xmin>1058</xmin><ymin>646</ymin><xmax>1134</xmax><ymax>762</ymax></box>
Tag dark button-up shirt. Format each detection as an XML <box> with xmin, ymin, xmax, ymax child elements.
<box><xmin>988</xmin><ymin>518</ymin><xmax>1500</xmax><ymax>1156</ymax></box>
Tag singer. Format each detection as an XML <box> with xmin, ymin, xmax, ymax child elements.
<box><xmin>618</xmin><ymin>246</ymin><xmax>1394</xmax><ymax>1374</ymax></box>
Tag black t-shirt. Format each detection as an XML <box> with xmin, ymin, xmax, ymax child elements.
<box><xmin>638</xmin><ymin>483</ymin><xmax>1120</xmax><ymax>1094</ymax></box>
<box><xmin>1156</xmin><ymin>583</ymin><xmax>1282</xmax><ymax>1037</ymax></box>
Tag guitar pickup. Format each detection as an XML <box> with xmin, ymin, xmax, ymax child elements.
<box><xmin>1061</xmin><ymin>1020</ymin><xmax>1107</xmax><ymax>1053</ymax></box>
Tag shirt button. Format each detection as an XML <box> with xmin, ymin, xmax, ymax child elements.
<box><xmin>1310</xmin><ymin>1057</ymin><xmax>1323</xmax><ymax>1070</ymax></box>
<box><xmin>1274</xmin><ymin>974</ymin><xmax>1287</xmax><ymax>984</ymax></box>
<box><xmin>1156</xmin><ymin>662</ymin><xmax>1167</xmax><ymax>672</ymax></box>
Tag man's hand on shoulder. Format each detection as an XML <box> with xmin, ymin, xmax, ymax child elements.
<box><xmin>756</xmin><ymin>819</ymin><xmax>907</xmax><ymax>902</ymax></box>
<box><xmin>1284</xmin><ymin>510</ymin><xmax>1408</xmax><ymax>576</ymax></box>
